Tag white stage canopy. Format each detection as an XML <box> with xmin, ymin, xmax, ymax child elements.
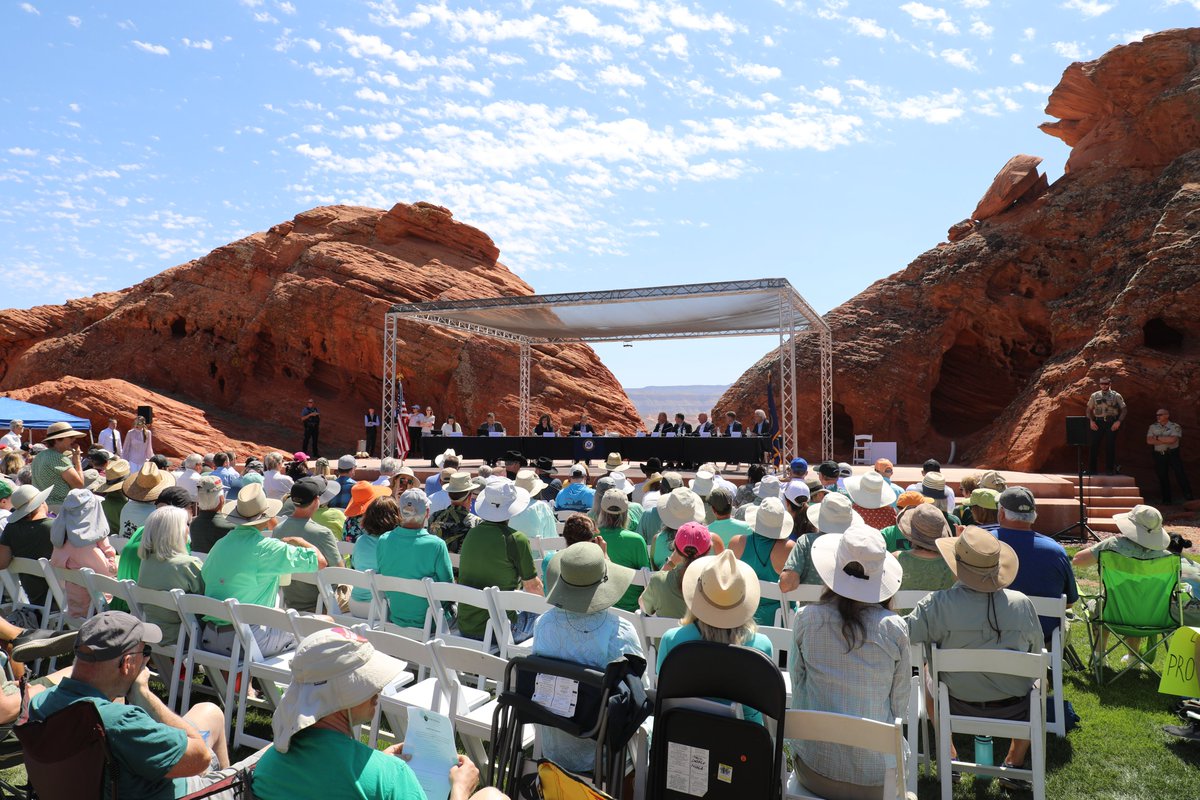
<box><xmin>382</xmin><ymin>278</ymin><xmax>832</xmax><ymax>459</ymax></box>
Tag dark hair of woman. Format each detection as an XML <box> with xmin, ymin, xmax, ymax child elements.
<box><xmin>562</xmin><ymin>513</ymin><xmax>598</xmax><ymax>545</ymax></box>
<box><xmin>820</xmin><ymin>560</ymin><xmax>892</xmax><ymax>652</ymax></box>
<box><xmin>284</xmin><ymin>459</ymin><xmax>309</xmax><ymax>481</ymax></box>
<box><xmin>363</xmin><ymin>496</ymin><xmax>402</xmax><ymax>536</ymax></box>
<box><xmin>747</xmin><ymin>464</ymin><xmax>766</xmax><ymax>484</ymax></box>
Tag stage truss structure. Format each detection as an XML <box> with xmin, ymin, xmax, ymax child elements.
<box><xmin>382</xmin><ymin>277</ymin><xmax>832</xmax><ymax>462</ymax></box>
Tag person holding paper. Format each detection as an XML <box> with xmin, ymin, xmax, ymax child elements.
<box><xmin>255</xmin><ymin>627</ymin><xmax>503</xmax><ymax>800</ymax></box>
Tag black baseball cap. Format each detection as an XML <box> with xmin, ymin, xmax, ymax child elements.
<box><xmin>998</xmin><ymin>486</ymin><xmax>1036</xmax><ymax>514</ymax></box>
<box><xmin>290</xmin><ymin>477</ymin><xmax>325</xmax><ymax>506</ymax></box>
<box><xmin>155</xmin><ymin>486</ymin><xmax>192</xmax><ymax>508</ymax></box>
<box><xmin>922</xmin><ymin>459</ymin><xmax>942</xmax><ymax>473</ymax></box>
<box><xmin>817</xmin><ymin>460</ymin><xmax>840</xmax><ymax>479</ymax></box>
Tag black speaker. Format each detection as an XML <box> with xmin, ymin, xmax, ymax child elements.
<box><xmin>136</xmin><ymin>405</ymin><xmax>154</xmax><ymax>426</ymax></box>
<box><xmin>1065</xmin><ymin>416</ymin><xmax>1089</xmax><ymax>447</ymax></box>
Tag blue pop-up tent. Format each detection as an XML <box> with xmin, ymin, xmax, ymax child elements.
<box><xmin>0</xmin><ymin>397</ymin><xmax>92</xmax><ymax>440</ymax></box>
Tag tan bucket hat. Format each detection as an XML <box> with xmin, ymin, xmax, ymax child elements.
<box><xmin>935</xmin><ymin>525</ymin><xmax>1018</xmax><ymax>593</ymax></box>
<box><xmin>221</xmin><ymin>483</ymin><xmax>283</xmax><ymax>526</ymax></box>
<box><xmin>603</xmin><ymin>453</ymin><xmax>629</xmax><ymax>472</ymax></box>
<box><xmin>122</xmin><ymin>462</ymin><xmax>176</xmax><ymax>503</ymax></box>
<box><xmin>98</xmin><ymin>459</ymin><xmax>131</xmax><ymax>494</ymax></box>
<box><xmin>43</xmin><ymin>421</ymin><xmax>86</xmax><ymax>442</ymax></box>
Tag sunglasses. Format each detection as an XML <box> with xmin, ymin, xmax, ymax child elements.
<box><xmin>125</xmin><ymin>643</ymin><xmax>152</xmax><ymax>661</ymax></box>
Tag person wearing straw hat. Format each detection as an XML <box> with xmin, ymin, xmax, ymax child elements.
<box><xmin>844</xmin><ymin>470</ymin><xmax>899</xmax><ymax>531</ymax></box>
<box><xmin>253</xmin><ymin>627</ymin><xmax>499</xmax><ymax>800</ymax></box>
<box><xmin>119</xmin><ymin>461</ymin><xmax>176</xmax><ymax>538</ymax></box>
<box><xmin>511</xmin><ymin>468</ymin><xmax>561</xmax><ymax>542</ymax></box>
<box><xmin>533</xmin><ymin>542</ymin><xmax>644</xmax><ymax>772</ymax></box>
<box><xmin>657</xmin><ymin>549</ymin><xmax>774</xmax><ymax>723</ymax></box>
<box><xmin>790</xmin><ymin>523</ymin><xmax>908</xmax><ymax>800</ymax></box>
<box><xmin>649</xmin><ymin>484</ymin><xmax>721</xmax><ymax>570</ymax></box>
<box><xmin>458</xmin><ymin>481</ymin><xmax>542</xmax><ymax>640</ymax></box>
<box><xmin>639</xmin><ymin>522</ymin><xmax>711</xmax><ymax>618</ymax></box>
<box><xmin>730</xmin><ymin>498</ymin><xmax>795</xmax><ymax>625</ymax></box>
<box><xmin>779</xmin><ymin>492</ymin><xmax>864</xmax><ymax>593</ymax></box>
<box><xmin>30</xmin><ymin>420</ymin><xmax>87</xmax><ymax>511</ymax></box>
<box><xmin>50</xmin><ymin>488</ymin><xmax>118</xmax><ymax>618</ymax></box>
<box><xmin>893</xmin><ymin>504</ymin><xmax>956</xmax><ymax>598</ymax></box>
<box><xmin>594</xmin><ymin>489</ymin><xmax>652</xmax><ymax>612</ymax></box>
<box><xmin>274</xmin><ymin>478</ymin><xmax>346</xmax><ymax>613</ymax></box>
<box><xmin>906</xmin><ymin>526</ymin><xmax>1042</xmax><ymax>780</ymax></box>
<box><xmin>201</xmin><ymin>484</ymin><xmax>327</xmax><ymax>658</ymax></box>
<box><xmin>876</xmin><ymin>490</ymin><xmax>933</xmax><ymax>552</ymax></box>
<box><xmin>0</xmin><ymin>484</ymin><xmax>55</xmax><ymax>608</ymax></box>
<box><xmin>429</xmin><ymin>472</ymin><xmax>482</xmax><ymax>554</ymax></box>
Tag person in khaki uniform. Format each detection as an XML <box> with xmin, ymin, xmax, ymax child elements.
<box><xmin>1147</xmin><ymin>408</ymin><xmax>1193</xmax><ymax>504</ymax></box>
<box><xmin>1086</xmin><ymin>376</ymin><xmax>1126</xmax><ymax>475</ymax></box>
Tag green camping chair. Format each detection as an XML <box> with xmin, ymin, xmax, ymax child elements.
<box><xmin>1082</xmin><ymin>550</ymin><xmax>1187</xmax><ymax>685</ymax></box>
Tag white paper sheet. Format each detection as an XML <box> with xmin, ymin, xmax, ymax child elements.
<box><xmin>531</xmin><ymin>673</ymin><xmax>579</xmax><ymax>717</ymax></box>
<box><xmin>404</xmin><ymin>708</ymin><xmax>458</xmax><ymax>800</ymax></box>
<box><xmin>665</xmin><ymin>742</ymin><xmax>710</xmax><ymax>796</ymax></box>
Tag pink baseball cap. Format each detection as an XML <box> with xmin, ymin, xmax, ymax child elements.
<box><xmin>674</xmin><ymin>521</ymin><xmax>712</xmax><ymax>557</ymax></box>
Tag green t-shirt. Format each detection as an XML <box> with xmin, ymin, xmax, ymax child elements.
<box><xmin>201</xmin><ymin>526</ymin><xmax>319</xmax><ymax>622</ymax></box>
<box><xmin>880</xmin><ymin>525</ymin><xmax>912</xmax><ymax>553</ymax></box>
<box><xmin>253</xmin><ymin>727</ymin><xmax>426</xmax><ymax>800</ymax></box>
<box><xmin>895</xmin><ymin>550</ymin><xmax>956</xmax><ymax>607</ymax></box>
<box><xmin>30</xmin><ymin>678</ymin><xmax>188</xmax><ymax>800</ymax></box>
<box><xmin>598</xmin><ymin>527</ymin><xmax>651</xmax><ymax>611</ymax></box>
<box><xmin>457</xmin><ymin>521</ymin><xmax>536</xmax><ymax>638</ymax></box>
<box><xmin>102</xmin><ymin>493</ymin><xmax>128</xmax><ymax>543</ymax></box>
<box><xmin>376</xmin><ymin>527</ymin><xmax>454</xmax><ymax>628</ymax></box>
<box><xmin>708</xmin><ymin>517</ymin><xmax>753</xmax><ymax>547</ymax></box>
<box><xmin>272</xmin><ymin>516</ymin><xmax>343</xmax><ymax>613</ymax></box>
<box><xmin>640</xmin><ymin>567</ymin><xmax>689</xmax><ymax>619</ymax></box>
<box><xmin>137</xmin><ymin>554</ymin><xmax>204</xmax><ymax>646</ymax></box>
<box><xmin>31</xmin><ymin>448</ymin><xmax>73</xmax><ymax>507</ymax></box>
<box><xmin>638</xmin><ymin>506</ymin><xmax>663</xmax><ymax>545</ymax></box>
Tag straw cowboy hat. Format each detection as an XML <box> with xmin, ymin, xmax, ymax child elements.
<box><xmin>1114</xmin><ymin>504</ymin><xmax>1170</xmax><ymax>551</ymax></box>
<box><xmin>345</xmin><ymin>481</ymin><xmax>391</xmax><ymax>518</ymax></box>
<box><xmin>98</xmin><ymin>459</ymin><xmax>131</xmax><ymax>494</ymax></box>
<box><xmin>805</xmin><ymin>492</ymin><xmax>864</xmax><ymax>534</ymax></box>
<box><xmin>42</xmin><ymin>421</ymin><xmax>86</xmax><ymax>443</ymax></box>
<box><xmin>513</xmin><ymin>468</ymin><xmax>548</xmax><ymax>498</ymax></box>
<box><xmin>221</xmin><ymin>483</ymin><xmax>283</xmax><ymax>526</ymax></box>
<box><xmin>122</xmin><ymin>462</ymin><xmax>176</xmax><ymax>503</ymax></box>
<box><xmin>443</xmin><ymin>472</ymin><xmax>476</xmax><ymax>494</ymax></box>
<box><xmin>545</xmin><ymin>542</ymin><xmax>635</xmax><ymax>614</ymax></box>
<box><xmin>682</xmin><ymin>550</ymin><xmax>761</xmax><ymax>629</ymax></box>
<box><xmin>603</xmin><ymin>453</ymin><xmax>630</xmax><ymax>472</ymax></box>
<box><xmin>658</xmin><ymin>487</ymin><xmax>705</xmax><ymax>530</ymax></box>
<box><xmin>476</xmin><ymin>480</ymin><xmax>531</xmax><ymax>523</ymax></box>
<box><xmin>935</xmin><ymin>525</ymin><xmax>1018</xmax><ymax>593</ymax></box>
<box><xmin>273</xmin><ymin>627</ymin><xmax>405</xmax><ymax>753</ymax></box>
<box><xmin>7</xmin><ymin>484</ymin><xmax>52</xmax><ymax>524</ymax></box>
<box><xmin>434</xmin><ymin>449</ymin><xmax>458</xmax><ymax>468</ymax></box>
<box><xmin>844</xmin><ymin>471</ymin><xmax>899</xmax><ymax>510</ymax></box>
<box><xmin>812</xmin><ymin>524</ymin><xmax>902</xmax><ymax>604</ymax></box>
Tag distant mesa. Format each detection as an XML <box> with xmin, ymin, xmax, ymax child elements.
<box><xmin>720</xmin><ymin>27</ymin><xmax>1200</xmax><ymax>490</ymax></box>
<box><xmin>0</xmin><ymin>202</ymin><xmax>641</xmax><ymax>456</ymax></box>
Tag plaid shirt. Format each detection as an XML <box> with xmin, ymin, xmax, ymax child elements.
<box><xmin>429</xmin><ymin>504</ymin><xmax>480</xmax><ymax>554</ymax></box>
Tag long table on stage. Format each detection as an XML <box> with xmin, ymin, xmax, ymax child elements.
<box><xmin>417</xmin><ymin>435</ymin><xmax>766</xmax><ymax>465</ymax></box>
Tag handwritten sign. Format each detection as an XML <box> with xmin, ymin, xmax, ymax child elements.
<box><xmin>1158</xmin><ymin>626</ymin><xmax>1200</xmax><ymax>697</ymax></box>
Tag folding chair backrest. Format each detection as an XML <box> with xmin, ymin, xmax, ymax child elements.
<box><xmin>8</xmin><ymin>557</ymin><xmax>52</xmax><ymax>626</ymax></box>
<box><xmin>361</xmin><ymin>628</ymin><xmax>438</xmax><ymax>680</ymax></box>
<box><xmin>781</xmin><ymin>583</ymin><xmax>823</xmax><ymax>607</ymax></box>
<box><xmin>82</xmin><ymin>571</ymin><xmax>137</xmax><ymax>617</ymax></box>
<box><xmin>429</xmin><ymin>638</ymin><xmax>507</xmax><ymax>711</ymax></box>
<box><xmin>758</xmin><ymin>624</ymin><xmax>793</xmax><ymax>670</ymax></box>
<box><xmin>287</xmin><ymin>609</ymin><xmax>338</xmax><ymax>640</ymax></box>
<box><xmin>16</xmin><ymin>699</ymin><xmax>113</xmax><ymax>800</ymax></box>
<box><xmin>892</xmin><ymin>589</ymin><xmax>932</xmax><ymax>612</ymax></box>
<box><xmin>630</xmin><ymin>567</ymin><xmax>652</xmax><ymax>588</ymax></box>
<box><xmin>425</xmin><ymin>579</ymin><xmax>495</xmax><ymax>650</ymax></box>
<box><xmin>228</xmin><ymin>602</ymin><xmax>294</xmax><ymax>661</ymax></box>
<box><xmin>635</xmin><ymin>612</ymin><xmax>680</xmax><ymax>686</ymax></box>
<box><xmin>128</xmin><ymin>584</ymin><xmax>180</xmax><ymax>625</ymax></box>
<box><xmin>372</xmin><ymin>573</ymin><xmax>434</xmax><ymax>637</ymax></box>
<box><xmin>782</xmin><ymin>710</ymin><xmax>906</xmax><ymax>800</ymax></box>
<box><xmin>932</xmin><ymin>646</ymin><xmax>1048</xmax><ymax>683</ymax></box>
<box><xmin>1098</xmin><ymin>551</ymin><xmax>1181</xmax><ymax>631</ymax></box>
<box><xmin>317</xmin><ymin>566</ymin><xmax>376</xmax><ymax>622</ymax></box>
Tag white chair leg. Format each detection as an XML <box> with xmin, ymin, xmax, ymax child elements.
<box><xmin>937</xmin><ymin>689</ymin><xmax>953</xmax><ymax>800</ymax></box>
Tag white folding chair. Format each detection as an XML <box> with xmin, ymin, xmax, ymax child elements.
<box><xmin>630</xmin><ymin>567</ymin><xmax>652</xmax><ymax>588</ymax></box>
<box><xmin>1028</xmin><ymin>594</ymin><xmax>1069</xmax><ymax>738</ymax></box>
<box><xmin>905</xmin><ymin>643</ymin><xmax>928</xmax><ymax>796</ymax></box>
<box><xmin>528</xmin><ymin>537</ymin><xmax>566</xmax><ymax>559</ymax></box>
<box><xmin>486</xmin><ymin>587</ymin><xmax>551</xmax><ymax>660</ymax></box>
<box><xmin>6</xmin><ymin>558</ymin><xmax>54</xmax><ymax>628</ymax></box>
<box><xmin>782</xmin><ymin>710</ymin><xmax>907</xmax><ymax>800</ymax></box>
<box><xmin>424</xmin><ymin>579</ymin><xmax>497</xmax><ymax>654</ymax></box>
<box><xmin>634</xmin><ymin>611</ymin><xmax>679</xmax><ymax>689</ymax></box>
<box><xmin>285</xmin><ymin>571</ymin><xmax>322</xmax><ymax>613</ymax></box>
<box><xmin>758</xmin><ymin>624</ymin><xmax>795</xmax><ymax>702</ymax></box>
<box><xmin>287</xmin><ymin>608</ymin><xmax>337</xmax><ymax>640</ymax></box>
<box><xmin>429</xmin><ymin>638</ymin><xmax>533</xmax><ymax>766</ymax></box>
<box><xmin>759</xmin><ymin>579</ymin><xmax>791</xmax><ymax>628</ymax></box>
<box><xmin>371</xmin><ymin>573</ymin><xmax>435</xmax><ymax>645</ymax></box>
<box><xmin>781</xmin><ymin>583</ymin><xmax>824</xmax><ymax>611</ymax></box>
<box><xmin>892</xmin><ymin>589</ymin><xmax>932</xmax><ymax>614</ymax></box>
<box><xmin>315</xmin><ymin>566</ymin><xmax>377</xmax><ymax>626</ymax></box>
<box><xmin>931</xmin><ymin>645</ymin><xmax>1049</xmax><ymax>800</ymax></box>
<box><xmin>39</xmin><ymin>559</ymin><xmax>91</xmax><ymax>630</ymax></box>
<box><xmin>128</xmin><ymin>585</ymin><xmax>188</xmax><ymax>711</ymax></box>
<box><xmin>174</xmin><ymin>592</ymin><xmax>243</xmax><ymax>735</ymax></box>
<box><xmin>337</xmin><ymin>540</ymin><xmax>355</xmax><ymax>562</ymax></box>
<box><xmin>81</xmin><ymin>569</ymin><xmax>138</xmax><ymax>617</ymax></box>
<box><xmin>107</xmin><ymin>535</ymin><xmax>130</xmax><ymax>553</ymax></box>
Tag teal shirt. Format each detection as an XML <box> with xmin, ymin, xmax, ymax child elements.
<box><xmin>30</xmin><ymin>678</ymin><xmax>188</xmax><ymax>800</ymax></box>
<box><xmin>375</xmin><ymin>527</ymin><xmax>453</xmax><ymax>628</ymax></box>
<box><xmin>348</xmin><ymin>532</ymin><xmax>382</xmax><ymax>603</ymax></box>
<box><xmin>201</xmin><ymin>526</ymin><xmax>318</xmax><ymax>622</ymax></box>
<box><xmin>656</xmin><ymin>623</ymin><xmax>774</xmax><ymax>724</ymax></box>
<box><xmin>254</xmin><ymin>728</ymin><xmax>426</xmax><ymax>800</ymax></box>
<box><xmin>708</xmin><ymin>517</ymin><xmax>753</xmax><ymax>546</ymax></box>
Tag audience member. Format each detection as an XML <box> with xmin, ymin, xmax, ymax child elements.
<box><xmin>968</xmin><ymin>488</ymin><xmax>1001</xmax><ymax>532</ymax></box>
<box><xmin>116</xmin><ymin>486</ymin><xmax>192</xmax><ymax>592</ymax></box>
<box><xmin>330</xmin><ymin>455</ymin><xmax>357</xmax><ymax>509</ymax></box>
<box><xmin>541</xmin><ymin>514</ymin><xmax>603</xmax><ymax>587</ymax></box>
<box><xmin>189</xmin><ymin>475</ymin><xmax>233</xmax><ymax>553</ymax></box>
<box><xmin>348</xmin><ymin>495</ymin><xmax>402</xmax><ymax>619</ymax></box>
<box><xmin>173</xmin><ymin>454</ymin><xmax>204</xmax><ymax>501</ymax></box>
<box><xmin>343</xmin><ymin>481</ymin><xmax>391</xmax><ymax>543</ymax></box>
<box><xmin>844</xmin><ymin>470</ymin><xmax>898</xmax><ymax>531</ymax></box>
<box><xmin>730</xmin><ymin>498</ymin><xmax>795</xmax><ymax>625</ymax></box>
<box><xmin>31</xmin><ymin>421</ymin><xmax>86</xmax><ymax>511</ymax></box>
<box><xmin>427</xmin><ymin>450</ymin><xmax>459</xmax><ymax>495</ymax></box>
<box><xmin>428</xmin><ymin>472</ymin><xmax>480</xmax><ymax>554</ymax></box>
<box><xmin>97</xmin><ymin>458</ymin><xmax>131</xmax><ymax>537</ymax></box>
<box><xmin>49</xmin><ymin>488</ymin><xmax>118</xmax><ymax>618</ymax></box>
<box><xmin>274</xmin><ymin>477</ymin><xmax>345</xmax><ymax>613</ymax></box>
<box><xmin>994</xmin><ymin>487</ymin><xmax>1079</xmax><ymax>642</ymax></box>
<box><xmin>706</xmin><ymin>486</ymin><xmax>752</xmax><ymax>546</ymax></box>
<box><xmin>554</xmin><ymin>463</ymin><xmax>594</xmax><ymax>512</ymax></box>
<box><xmin>639</xmin><ymin>523</ymin><xmax>710</xmax><ymax>618</ymax></box>
<box><xmin>211</xmin><ymin>451</ymin><xmax>242</xmax><ymax>501</ymax></box>
<box><xmin>878</xmin><ymin>491</ymin><xmax>932</xmax><ymax>551</ymax></box>
<box><xmin>649</xmin><ymin>486</ymin><xmax>710</xmax><ymax>569</ymax></box>
<box><xmin>262</xmin><ymin>452</ymin><xmax>294</xmax><ymax>501</ymax></box>
<box><xmin>894</xmin><ymin>504</ymin><xmax>956</xmax><ymax>597</ymax></box>
<box><xmin>511</xmin><ymin>469</ymin><xmax>559</xmax><ymax>541</ymax></box>
<box><xmin>136</xmin><ymin>506</ymin><xmax>204</xmax><ymax>646</ymax></box>
<box><xmin>780</xmin><ymin>493</ymin><xmax>863</xmax><ymax>592</ymax></box>
<box><xmin>0</xmin><ymin>485</ymin><xmax>55</xmax><ymax>610</ymax></box>
<box><xmin>376</xmin><ymin>489</ymin><xmax>453</xmax><ymax>630</ymax></box>
<box><xmin>310</xmin><ymin>477</ymin><xmax>347</xmax><ymax>541</ymax></box>
<box><xmin>594</xmin><ymin>489</ymin><xmax>651</xmax><ymax>612</ymax></box>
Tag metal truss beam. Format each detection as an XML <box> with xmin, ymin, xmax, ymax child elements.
<box><xmin>381</xmin><ymin>315</ymin><xmax>399</xmax><ymax>459</ymax></box>
<box><xmin>519</xmin><ymin>341</ymin><xmax>531</xmax><ymax>436</ymax></box>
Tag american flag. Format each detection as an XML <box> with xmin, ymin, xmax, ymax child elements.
<box><xmin>396</xmin><ymin>392</ymin><xmax>411</xmax><ymax>461</ymax></box>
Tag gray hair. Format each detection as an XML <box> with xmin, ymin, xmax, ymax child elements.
<box><xmin>477</xmin><ymin>464</ymin><xmax>493</xmax><ymax>479</ymax></box>
<box><xmin>399</xmin><ymin>503</ymin><xmax>427</xmax><ymax>526</ymax></box>
<box><xmin>264</xmin><ymin>451</ymin><xmax>283</xmax><ymax>470</ymax></box>
<box><xmin>16</xmin><ymin>466</ymin><xmax>32</xmax><ymax>486</ymax></box>
<box><xmin>197</xmin><ymin>487</ymin><xmax>224</xmax><ymax>512</ymax></box>
<box><xmin>681</xmin><ymin>610</ymin><xmax>758</xmax><ymax>646</ymax></box>
<box><xmin>379</xmin><ymin>457</ymin><xmax>398</xmax><ymax>476</ymax></box>
<box><xmin>597</xmin><ymin>508</ymin><xmax>627</xmax><ymax>531</ymax></box>
<box><xmin>139</xmin><ymin>506</ymin><xmax>191</xmax><ymax>561</ymax></box>
<box><xmin>1000</xmin><ymin>507</ymin><xmax>1038</xmax><ymax>524</ymax></box>
<box><xmin>8</xmin><ymin>420</ymin><xmax>21</xmax><ymax>428</ymax></box>
<box><xmin>183</xmin><ymin>453</ymin><xmax>203</xmax><ymax>470</ymax></box>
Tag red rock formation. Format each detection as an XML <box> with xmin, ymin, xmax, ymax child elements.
<box><xmin>971</xmin><ymin>155</ymin><xmax>1046</xmax><ymax>221</ymax></box>
<box><xmin>0</xmin><ymin>203</ymin><xmax>640</xmax><ymax>457</ymax></box>
<box><xmin>719</xmin><ymin>28</ymin><xmax>1200</xmax><ymax>495</ymax></box>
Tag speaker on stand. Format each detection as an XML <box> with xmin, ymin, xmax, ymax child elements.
<box><xmin>1055</xmin><ymin>416</ymin><xmax>1099</xmax><ymax>543</ymax></box>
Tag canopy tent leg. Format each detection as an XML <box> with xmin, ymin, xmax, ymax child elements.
<box><xmin>519</xmin><ymin>340</ymin><xmax>531</xmax><ymax>437</ymax></box>
<box><xmin>381</xmin><ymin>314</ymin><xmax>399</xmax><ymax>459</ymax></box>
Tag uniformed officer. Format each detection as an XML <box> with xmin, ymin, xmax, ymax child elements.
<box><xmin>1086</xmin><ymin>376</ymin><xmax>1126</xmax><ymax>475</ymax></box>
<box><xmin>1147</xmin><ymin>408</ymin><xmax>1193</xmax><ymax>504</ymax></box>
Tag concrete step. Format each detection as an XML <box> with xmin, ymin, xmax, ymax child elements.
<box><xmin>1079</xmin><ymin>475</ymin><xmax>1138</xmax><ymax>487</ymax></box>
<box><xmin>1085</xmin><ymin>506</ymin><xmax>1134</xmax><ymax>519</ymax></box>
<box><xmin>1087</xmin><ymin>518</ymin><xmax>1122</xmax><ymax>534</ymax></box>
<box><xmin>1071</xmin><ymin>486</ymin><xmax>1145</xmax><ymax>498</ymax></box>
<box><xmin>1083</xmin><ymin>494</ymin><xmax>1143</xmax><ymax>507</ymax></box>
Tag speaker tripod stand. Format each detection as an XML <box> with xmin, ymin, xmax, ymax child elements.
<box><xmin>1055</xmin><ymin>443</ymin><xmax>1101</xmax><ymax>544</ymax></box>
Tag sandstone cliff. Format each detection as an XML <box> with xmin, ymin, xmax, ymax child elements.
<box><xmin>0</xmin><ymin>203</ymin><xmax>640</xmax><ymax>457</ymax></box>
<box><xmin>719</xmin><ymin>28</ymin><xmax>1200</xmax><ymax>488</ymax></box>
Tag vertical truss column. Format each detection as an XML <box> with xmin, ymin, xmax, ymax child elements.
<box><xmin>820</xmin><ymin>325</ymin><xmax>833</xmax><ymax>461</ymax></box>
<box><xmin>518</xmin><ymin>340</ymin><xmax>531</xmax><ymax>436</ymax></box>
<box><xmin>778</xmin><ymin>294</ymin><xmax>797</xmax><ymax>460</ymax></box>
<box><xmin>381</xmin><ymin>314</ymin><xmax>398</xmax><ymax>459</ymax></box>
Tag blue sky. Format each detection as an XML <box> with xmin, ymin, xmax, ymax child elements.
<box><xmin>3</xmin><ymin>0</ymin><xmax>1197</xmax><ymax>389</ymax></box>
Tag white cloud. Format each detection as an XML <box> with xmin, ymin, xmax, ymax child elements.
<box><xmin>847</xmin><ymin>17</ymin><xmax>887</xmax><ymax>38</ymax></box>
<box><xmin>355</xmin><ymin>87</ymin><xmax>392</xmax><ymax>104</ymax></box>
<box><xmin>901</xmin><ymin>3</ymin><xmax>949</xmax><ymax>22</ymax></box>
<box><xmin>1052</xmin><ymin>40</ymin><xmax>1086</xmax><ymax>59</ymax></box>
<box><xmin>1061</xmin><ymin>0</ymin><xmax>1114</xmax><ymax>17</ymax></box>
<box><xmin>812</xmin><ymin>86</ymin><xmax>842</xmax><ymax>105</ymax></box>
<box><xmin>822</xmin><ymin>56</ymin><xmax>840</xmax><ymax>67</ymax></box>
<box><xmin>18</xmin><ymin>3</ymin><xmax>38</xmax><ymax>14</ymax></box>
<box><xmin>68</xmin><ymin>103</ymin><xmax>79</xmax><ymax>111</ymax></box>
<box><xmin>182</xmin><ymin>38</ymin><xmax>213</xmax><ymax>50</ymax></box>
<box><xmin>762</xmin><ymin>35</ymin><xmax>775</xmax><ymax>47</ymax></box>
<box><xmin>940</xmin><ymin>48</ymin><xmax>977</xmax><ymax>70</ymax></box>
<box><xmin>661</xmin><ymin>33</ymin><xmax>688</xmax><ymax>59</ymax></box>
<box><xmin>665</xmin><ymin>6</ymin><xmax>740</xmax><ymax>34</ymax></box>
<box><xmin>970</xmin><ymin>20</ymin><xmax>993</xmax><ymax>38</ymax></box>
<box><xmin>254</xmin><ymin>11</ymin><xmax>279</xmax><ymax>24</ymax></box>
<box><xmin>1110</xmin><ymin>29</ymin><xmax>1152</xmax><ymax>43</ymax></box>
<box><xmin>277</xmin><ymin>1</ymin><xmax>296</xmax><ymax>14</ymax></box>
<box><xmin>1023</xmin><ymin>27</ymin><xmax>1036</xmax><ymax>40</ymax></box>
<box><xmin>732</xmin><ymin>62</ymin><xmax>782</xmax><ymax>82</ymax></box>
<box><xmin>549</xmin><ymin>63</ymin><xmax>578</xmax><ymax>81</ymax></box>
<box><xmin>335</xmin><ymin>28</ymin><xmax>438</xmax><ymax>71</ymax></box>
<box><xmin>558</xmin><ymin>7</ymin><xmax>643</xmax><ymax>47</ymax></box>
<box><xmin>132</xmin><ymin>40</ymin><xmax>170</xmax><ymax>56</ymax></box>
<box><xmin>67</xmin><ymin>15</ymin><xmax>81</xmax><ymax>27</ymax></box>
<box><xmin>7</xmin><ymin>147</ymin><xmax>38</xmax><ymax>156</ymax></box>
<box><xmin>598</xmin><ymin>64</ymin><xmax>646</xmax><ymax>87</ymax></box>
<box><xmin>1010</xmin><ymin>53</ymin><xmax>1024</xmax><ymax>64</ymax></box>
<box><xmin>961</xmin><ymin>0</ymin><xmax>989</xmax><ymax>6</ymax></box>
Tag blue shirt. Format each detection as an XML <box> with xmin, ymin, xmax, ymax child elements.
<box><xmin>995</xmin><ymin>526</ymin><xmax>1079</xmax><ymax>640</ymax></box>
<box><xmin>424</xmin><ymin>474</ymin><xmax>441</xmax><ymax>496</ymax></box>
<box><xmin>213</xmin><ymin>465</ymin><xmax>243</xmax><ymax>500</ymax></box>
<box><xmin>331</xmin><ymin>475</ymin><xmax>355</xmax><ymax>509</ymax></box>
<box><xmin>554</xmin><ymin>482</ymin><xmax>595</xmax><ymax>512</ymax></box>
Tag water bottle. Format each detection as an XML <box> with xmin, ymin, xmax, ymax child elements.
<box><xmin>975</xmin><ymin>735</ymin><xmax>993</xmax><ymax>785</ymax></box>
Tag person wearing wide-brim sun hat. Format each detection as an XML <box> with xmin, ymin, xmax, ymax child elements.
<box><xmin>907</xmin><ymin>526</ymin><xmax>1042</xmax><ymax>781</ymax></box>
<box><xmin>534</xmin><ymin>542</ymin><xmax>645</xmax><ymax>772</ymax></box>
<box><xmin>790</xmin><ymin>522</ymin><xmax>908</xmax><ymax>800</ymax></box>
<box><xmin>342</xmin><ymin>481</ymin><xmax>391</xmax><ymax>543</ymax></box>
<box><xmin>253</xmin><ymin>626</ymin><xmax>501</xmax><ymax>800</ymax></box>
<box><xmin>729</xmin><ymin>497</ymin><xmax>796</xmax><ymax>626</ymax></box>
<box><xmin>30</xmin><ymin>420</ymin><xmax>87</xmax><ymax>511</ymax></box>
<box><xmin>779</xmin><ymin>492</ymin><xmax>865</xmax><ymax>593</ymax></box>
